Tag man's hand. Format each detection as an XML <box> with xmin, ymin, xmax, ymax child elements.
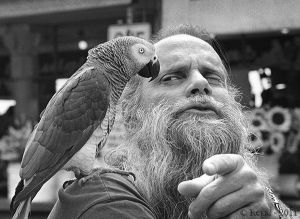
<box><xmin>178</xmin><ymin>154</ymin><xmax>279</xmax><ymax>219</ymax></box>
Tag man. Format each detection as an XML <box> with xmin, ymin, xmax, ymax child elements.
<box><xmin>48</xmin><ymin>24</ymin><xmax>295</xmax><ymax>219</ymax></box>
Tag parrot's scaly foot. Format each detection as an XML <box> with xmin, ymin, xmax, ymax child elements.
<box><xmin>77</xmin><ymin>169</ymin><xmax>95</xmax><ymax>186</ymax></box>
<box><xmin>74</xmin><ymin>169</ymin><xmax>85</xmax><ymax>179</ymax></box>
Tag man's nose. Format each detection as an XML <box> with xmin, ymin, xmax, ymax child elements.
<box><xmin>185</xmin><ymin>70</ymin><xmax>212</xmax><ymax>97</ymax></box>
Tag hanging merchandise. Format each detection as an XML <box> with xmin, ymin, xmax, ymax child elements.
<box><xmin>267</xmin><ymin>106</ymin><xmax>291</xmax><ymax>132</ymax></box>
<box><xmin>252</xmin><ymin>107</ymin><xmax>267</xmax><ymax>117</ymax></box>
<box><xmin>270</xmin><ymin>131</ymin><xmax>286</xmax><ymax>153</ymax></box>
<box><xmin>249</xmin><ymin>112</ymin><xmax>269</xmax><ymax>131</ymax></box>
<box><xmin>260</xmin><ymin>130</ymin><xmax>271</xmax><ymax>150</ymax></box>
<box><xmin>291</xmin><ymin>108</ymin><xmax>300</xmax><ymax>131</ymax></box>
<box><xmin>286</xmin><ymin>131</ymin><xmax>300</xmax><ymax>153</ymax></box>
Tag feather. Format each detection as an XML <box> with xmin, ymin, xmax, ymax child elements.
<box><xmin>10</xmin><ymin>180</ymin><xmax>24</xmax><ymax>212</ymax></box>
<box><xmin>12</xmin><ymin>198</ymin><xmax>31</xmax><ymax>219</ymax></box>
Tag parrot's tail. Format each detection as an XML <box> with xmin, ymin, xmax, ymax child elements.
<box><xmin>12</xmin><ymin>198</ymin><xmax>31</xmax><ymax>219</ymax></box>
<box><xmin>10</xmin><ymin>179</ymin><xmax>24</xmax><ymax>212</ymax></box>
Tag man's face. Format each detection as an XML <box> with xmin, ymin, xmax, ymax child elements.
<box><xmin>116</xmin><ymin>34</ymin><xmax>249</xmax><ymax>219</ymax></box>
<box><xmin>140</xmin><ymin>34</ymin><xmax>229</xmax><ymax>113</ymax></box>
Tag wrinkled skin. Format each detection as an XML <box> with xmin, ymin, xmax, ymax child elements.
<box><xmin>139</xmin><ymin>34</ymin><xmax>279</xmax><ymax>219</ymax></box>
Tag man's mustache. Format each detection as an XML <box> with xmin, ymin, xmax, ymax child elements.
<box><xmin>171</xmin><ymin>95</ymin><xmax>224</xmax><ymax>118</ymax></box>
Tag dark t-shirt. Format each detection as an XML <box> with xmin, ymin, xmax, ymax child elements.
<box><xmin>48</xmin><ymin>169</ymin><xmax>156</xmax><ymax>219</ymax></box>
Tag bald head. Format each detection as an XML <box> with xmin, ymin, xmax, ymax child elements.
<box><xmin>155</xmin><ymin>34</ymin><xmax>214</xmax><ymax>52</ymax></box>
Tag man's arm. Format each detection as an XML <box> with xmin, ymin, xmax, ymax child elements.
<box><xmin>178</xmin><ymin>154</ymin><xmax>296</xmax><ymax>219</ymax></box>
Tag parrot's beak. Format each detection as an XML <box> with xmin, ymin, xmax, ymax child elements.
<box><xmin>138</xmin><ymin>57</ymin><xmax>160</xmax><ymax>81</ymax></box>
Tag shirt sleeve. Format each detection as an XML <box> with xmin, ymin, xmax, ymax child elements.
<box><xmin>79</xmin><ymin>199</ymin><xmax>156</xmax><ymax>219</ymax></box>
<box><xmin>48</xmin><ymin>169</ymin><xmax>156</xmax><ymax>219</ymax></box>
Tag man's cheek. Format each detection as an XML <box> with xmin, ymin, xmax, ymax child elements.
<box><xmin>211</xmin><ymin>87</ymin><xmax>229</xmax><ymax>101</ymax></box>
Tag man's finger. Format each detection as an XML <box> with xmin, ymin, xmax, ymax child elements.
<box><xmin>202</xmin><ymin>154</ymin><xmax>245</xmax><ymax>176</ymax></box>
<box><xmin>177</xmin><ymin>174</ymin><xmax>216</xmax><ymax>197</ymax></box>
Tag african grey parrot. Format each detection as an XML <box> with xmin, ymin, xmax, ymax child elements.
<box><xmin>11</xmin><ymin>36</ymin><xmax>160</xmax><ymax>219</ymax></box>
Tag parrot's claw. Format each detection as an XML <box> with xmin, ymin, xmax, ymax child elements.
<box><xmin>78</xmin><ymin>177</ymin><xmax>88</xmax><ymax>187</ymax></box>
<box><xmin>76</xmin><ymin>169</ymin><xmax>96</xmax><ymax>187</ymax></box>
<box><xmin>74</xmin><ymin>169</ymin><xmax>85</xmax><ymax>179</ymax></box>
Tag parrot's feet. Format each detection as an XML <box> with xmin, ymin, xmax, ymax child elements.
<box><xmin>76</xmin><ymin>169</ymin><xmax>97</xmax><ymax>187</ymax></box>
<box><xmin>74</xmin><ymin>169</ymin><xmax>85</xmax><ymax>179</ymax></box>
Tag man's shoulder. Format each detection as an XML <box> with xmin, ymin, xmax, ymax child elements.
<box><xmin>48</xmin><ymin>168</ymin><xmax>156</xmax><ymax>219</ymax></box>
<box><xmin>63</xmin><ymin>169</ymin><xmax>135</xmax><ymax>191</ymax></box>
<box><xmin>62</xmin><ymin>168</ymin><xmax>141</xmax><ymax>202</ymax></box>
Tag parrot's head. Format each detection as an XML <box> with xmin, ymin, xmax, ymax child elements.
<box><xmin>90</xmin><ymin>36</ymin><xmax>160</xmax><ymax>81</ymax></box>
<box><xmin>112</xmin><ymin>36</ymin><xmax>160</xmax><ymax>82</ymax></box>
<box><xmin>126</xmin><ymin>37</ymin><xmax>160</xmax><ymax>81</ymax></box>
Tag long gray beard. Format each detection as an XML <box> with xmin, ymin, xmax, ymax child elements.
<box><xmin>107</xmin><ymin>94</ymin><xmax>258</xmax><ymax>219</ymax></box>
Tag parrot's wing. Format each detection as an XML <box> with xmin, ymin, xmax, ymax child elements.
<box><xmin>39</xmin><ymin>66</ymin><xmax>86</xmax><ymax>119</ymax></box>
<box><xmin>20</xmin><ymin>65</ymin><xmax>109</xmax><ymax>180</ymax></box>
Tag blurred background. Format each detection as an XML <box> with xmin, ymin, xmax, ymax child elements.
<box><xmin>1</xmin><ymin>0</ymin><xmax>300</xmax><ymax>218</ymax></box>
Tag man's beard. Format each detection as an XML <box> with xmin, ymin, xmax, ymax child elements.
<box><xmin>107</xmin><ymin>94</ymin><xmax>256</xmax><ymax>219</ymax></box>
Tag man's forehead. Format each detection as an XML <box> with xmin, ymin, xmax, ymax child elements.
<box><xmin>153</xmin><ymin>34</ymin><xmax>224</xmax><ymax>72</ymax></box>
<box><xmin>154</xmin><ymin>34</ymin><xmax>213</xmax><ymax>52</ymax></box>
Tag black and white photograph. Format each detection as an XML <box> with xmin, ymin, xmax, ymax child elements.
<box><xmin>0</xmin><ymin>0</ymin><xmax>300</xmax><ymax>218</ymax></box>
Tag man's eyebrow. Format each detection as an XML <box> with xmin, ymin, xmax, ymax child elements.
<box><xmin>162</xmin><ymin>54</ymin><xmax>189</xmax><ymax>73</ymax></box>
<box><xmin>163</xmin><ymin>63</ymin><xmax>187</xmax><ymax>73</ymax></box>
<box><xmin>203</xmin><ymin>64</ymin><xmax>225</xmax><ymax>75</ymax></box>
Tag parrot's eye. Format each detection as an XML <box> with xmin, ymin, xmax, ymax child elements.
<box><xmin>139</xmin><ymin>48</ymin><xmax>145</xmax><ymax>54</ymax></box>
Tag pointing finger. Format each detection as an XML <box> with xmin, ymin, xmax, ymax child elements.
<box><xmin>202</xmin><ymin>154</ymin><xmax>245</xmax><ymax>176</ymax></box>
<box><xmin>177</xmin><ymin>174</ymin><xmax>216</xmax><ymax>197</ymax></box>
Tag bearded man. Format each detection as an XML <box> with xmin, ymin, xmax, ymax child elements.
<box><xmin>48</xmin><ymin>25</ymin><xmax>295</xmax><ymax>219</ymax></box>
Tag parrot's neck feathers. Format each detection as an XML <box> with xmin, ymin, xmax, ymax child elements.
<box><xmin>88</xmin><ymin>44</ymin><xmax>127</xmax><ymax>75</ymax></box>
<box><xmin>87</xmin><ymin>46</ymin><xmax>131</xmax><ymax>90</ymax></box>
<box><xmin>87</xmin><ymin>43</ymin><xmax>132</xmax><ymax>104</ymax></box>
<box><xmin>103</xmin><ymin>70</ymin><xmax>129</xmax><ymax>104</ymax></box>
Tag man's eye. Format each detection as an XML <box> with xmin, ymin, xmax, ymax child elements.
<box><xmin>161</xmin><ymin>75</ymin><xmax>181</xmax><ymax>82</ymax></box>
<box><xmin>206</xmin><ymin>74</ymin><xmax>223</xmax><ymax>86</ymax></box>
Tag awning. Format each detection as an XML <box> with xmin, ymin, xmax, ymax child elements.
<box><xmin>0</xmin><ymin>0</ymin><xmax>131</xmax><ymax>24</ymax></box>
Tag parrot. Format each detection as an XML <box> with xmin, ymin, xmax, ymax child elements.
<box><xmin>10</xmin><ymin>36</ymin><xmax>160</xmax><ymax>219</ymax></box>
